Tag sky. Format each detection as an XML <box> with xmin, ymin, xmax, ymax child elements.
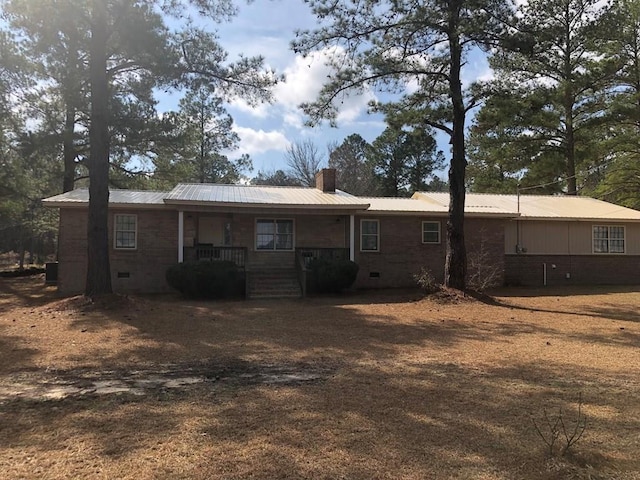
<box><xmin>157</xmin><ymin>0</ymin><xmax>494</xmax><ymax>178</ymax></box>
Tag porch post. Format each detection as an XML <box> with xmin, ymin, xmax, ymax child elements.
<box><xmin>178</xmin><ymin>210</ymin><xmax>184</xmax><ymax>263</ymax></box>
<box><xmin>349</xmin><ymin>214</ymin><xmax>355</xmax><ymax>261</ymax></box>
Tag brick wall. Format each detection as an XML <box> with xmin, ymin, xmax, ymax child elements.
<box><xmin>354</xmin><ymin>216</ymin><xmax>505</xmax><ymax>289</ymax></box>
<box><xmin>505</xmin><ymin>254</ymin><xmax>640</xmax><ymax>286</ymax></box>
<box><xmin>58</xmin><ymin>208</ymin><xmax>178</xmax><ymax>294</ymax></box>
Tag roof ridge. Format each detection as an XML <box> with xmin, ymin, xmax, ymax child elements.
<box><xmin>174</xmin><ymin>183</ymin><xmax>311</xmax><ymax>189</ymax></box>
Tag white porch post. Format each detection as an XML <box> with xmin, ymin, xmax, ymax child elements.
<box><xmin>349</xmin><ymin>214</ymin><xmax>355</xmax><ymax>261</ymax></box>
<box><xmin>178</xmin><ymin>210</ymin><xmax>184</xmax><ymax>263</ymax></box>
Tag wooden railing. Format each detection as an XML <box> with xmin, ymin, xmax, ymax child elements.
<box><xmin>184</xmin><ymin>245</ymin><xmax>247</xmax><ymax>268</ymax></box>
<box><xmin>296</xmin><ymin>247</ymin><xmax>349</xmax><ymax>268</ymax></box>
<box><xmin>294</xmin><ymin>248</ymin><xmax>350</xmax><ymax>297</ymax></box>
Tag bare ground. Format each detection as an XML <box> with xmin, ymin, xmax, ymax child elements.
<box><xmin>0</xmin><ymin>275</ymin><xmax>639</xmax><ymax>479</ymax></box>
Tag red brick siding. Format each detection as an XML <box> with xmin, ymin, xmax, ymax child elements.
<box><xmin>505</xmin><ymin>254</ymin><xmax>640</xmax><ymax>286</ymax></box>
<box><xmin>58</xmin><ymin>208</ymin><xmax>178</xmax><ymax>294</ymax></box>
<box><xmin>354</xmin><ymin>216</ymin><xmax>505</xmax><ymax>288</ymax></box>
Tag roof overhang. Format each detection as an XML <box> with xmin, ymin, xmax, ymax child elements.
<box><xmin>162</xmin><ymin>199</ymin><xmax>371</xmax><ymax>210</ymax></box>
<box><xmin>512</xmin><ymin>216</ymin><xmax>640</xmax><ymax>223</ymax></box>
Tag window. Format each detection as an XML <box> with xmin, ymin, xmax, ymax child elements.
<box><xmin>114</xmin><ymin>214</ymin><xmax>137</xmax><ymax>249</ymax></box>
<box><xmin>256</xmin><ymin>219</ymin><xmax>294</xmax><ymax>251</ymax></box>
<box><xmin>422</xmin><ymin>221</ymin><xmax>441</xmax><ymax>244</ymax></box>
<box><xmin>593</xmin><ymin>225</ymin><xmax>625</xmax><ymax>253</ymax></box>
<box><xmin>361</xmin><ymin>219</ymin><xmax>379</xmax><ymax>252</ymax></box>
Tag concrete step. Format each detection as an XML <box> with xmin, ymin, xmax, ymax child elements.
<box><xmin>247</xmin><ymin>268</ymin><xmax>301</xmax><ymax>299</ymax></box>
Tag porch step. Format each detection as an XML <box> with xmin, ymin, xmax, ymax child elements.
<box><xmin>247</xmin><ymin>268</ymin><xmax>301</xmax><ymax>299</ymax></box>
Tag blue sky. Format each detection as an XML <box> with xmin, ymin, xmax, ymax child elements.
<box><xmin>159</xmin><ymin>0</ymin><xmax>493</xmax><ymax>179</ymax></box>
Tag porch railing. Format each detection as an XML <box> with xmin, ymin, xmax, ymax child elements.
<box><xmin>296</xmin><ymin>247</ymin><xmax>349</xmax><ymax>268</ymax></box>
<box><xmin>184</xmin><ymin>245</ymin><xmax>247</xmax><ymax>268</ymax></box>
<box><xmin>294</xmin><ymin>248</ymin><xmax>350</xmax><ymax>297</ymax></box>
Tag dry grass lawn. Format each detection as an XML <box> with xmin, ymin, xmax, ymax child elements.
<box><xmin>1</xmin><ymin>275</ymin><xmax>639</xmax><ymax>479</ymax></box>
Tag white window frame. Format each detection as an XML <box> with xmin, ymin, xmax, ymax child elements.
<box><xmin>360</xmin><ymin>219</ymin><xmax>380</xmax><ymax>252</ymax></box>
<box><xmin>255</xmin><ymin>218</ymin><xmax>295</xmax><ymax>251</ymax></box>
<box><xmin>592</xmin><ymin>225</ymin><xmax>626</xmax><ymax>254</ymax></box>
<box><xmin>422</xmin><ymin>221</ymin><xmax>441</xmax><ymax>244</ymax></box>
<box><xmin>114</xmin><ymin>214</ymin><xmax>137</xmax><ymax>250</ymax></box>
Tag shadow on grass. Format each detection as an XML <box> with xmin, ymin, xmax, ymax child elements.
<box><xmin>490</xmin><ymin>284</ymin><xmax>640</xmax><ymax>298</ymax></box>
<box><xmin>0</xmin><ymin>278</ymin><xmax>639</xmax><ymax>477</ymax></box>
<box><xmin>0</xmin><ymin>326</ymin><xmax>38</xmax><ymax>374</ymax></box>
<box><xmin>0</xmin><ymin>275</ymin><xmax>57</xmax><ymax>311</ymax></box>
<box><xmin>0</xmin><ymin>359</ymin><xmax>636</xmax><ymax>479</ymax></box>
<box><xmin>472</xmin><ymin>291</ymin><xmax>640</xmax><ymax>325</ymax></box>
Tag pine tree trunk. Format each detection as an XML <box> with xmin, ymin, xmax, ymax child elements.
<box><xmin>444</xmin><ymin>5</ymin><xmax>467</xmax><ymax>290</ymax></box>
<box><xmin>85</xmin><ymin>0</ymin><xmax>112</xmax><ymax>297</ymax></box>
<box><xmin>62</xmin><ymin>105</ymin><xmax>77</xmax><ymax>193</ymax></box>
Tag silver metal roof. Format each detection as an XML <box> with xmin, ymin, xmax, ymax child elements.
<box><xmin>163</xmin><ymin>183</ymin><xmax>370</xmax><ymax>208</ymax></box>
<box><xmin>42</xmin><ymin>189</ymin><xmax>168</xmax><ymax>207</ymax></box>
<box><xmin>42</xmin><ymin>186</ymin><xmax>640</xmax><ymax>222</ymax></box>
<box><xmin>415</xmin><ymin>192</ymin><xmax>640</xmax><ymax>221</ymax></box>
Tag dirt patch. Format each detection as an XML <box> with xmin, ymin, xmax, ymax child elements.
<box><xmin>0</xmin><ymin>361</ymin><xmax>331</xmax><ymax>402</ymax></box>
<box><xmin>46</xmin><ymin>293</ymin><xmax>147</xmax><ymax>313</ymax></box>
<box><xmin>1</xmin><ymin>276</ymin><xmax>639</xmax><ymax>479</ymax></box>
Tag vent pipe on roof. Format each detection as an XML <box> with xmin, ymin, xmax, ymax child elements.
<box><xmin>316</xmin><ymin>168</ymin><xmax>336</xmax><ymax>193</ymax></box>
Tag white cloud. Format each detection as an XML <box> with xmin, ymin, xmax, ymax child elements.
<box><xmin>228</xmin><ymin>98</ymin><xmax>270</xmax><ymax>118</ymax></box>
<box><xmin>233</xmin><ymin>126</ymin><xmax>290</xmax><ymax>156</ymax></box>
<box><xmin>273</xmin><ymin>47</ymin><xmax>377</xmax><ymax>129</ymax></box>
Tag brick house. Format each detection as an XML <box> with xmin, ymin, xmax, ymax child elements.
<box><xmin>43</xmin><ymin>169</ymin><xmax>640</xmax><ymax>296</ymax></box>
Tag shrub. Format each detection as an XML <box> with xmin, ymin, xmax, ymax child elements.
<box><xmin>309</xmin><ymin>258</ymin><xmax>359</xmax><ymax>293</ymax></box>
<box><xmin>413</xmin><ymin>267</ymin><xmax>440</xmax><ymax>293</ymax></box>
<box><xmin>166</xmin><ymin>261</ymin><xmax>244</xmax><ymax>299</ymax></box>
<box><xmin>467</xmin><ymin>228</ymin><xmax>502</xmax><ymax>292</ymax></box>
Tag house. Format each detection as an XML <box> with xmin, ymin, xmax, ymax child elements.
<box><xmin>42</xmin><ymin>169</ymin><xmax>640</xmax><ymax>296</ymax></box>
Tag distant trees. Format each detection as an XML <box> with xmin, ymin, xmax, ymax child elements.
<box><xmin>328</xmin><ymin>134</ymin><xmax>378</xmax><ymax>196</ymax></box>
<box><xmin>371</xmin><ymin>127</ymin><xmax>444</xmax><ymax>197</ymax></box>
<box><xmin>151</xmin><ymin>86</ymin><xmax>251</xmax><ymax>189</ymax></box>
<box><xmin>252</xmin><ymin>170</ymin><xmax>302</xmax><ymax>186</ymax></box>
<box><xmin>254</xmin><ymin>130</ymin><xmax>445</xmax><ymax>197</ymax></box>
<box><xmin>284</xmin><ymin>139</ymin><xmax>325</xmax><ymax>187</ymax></box>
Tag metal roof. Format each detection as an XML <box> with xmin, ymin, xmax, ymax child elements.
<box><xmin>42</xmin><ymin>187</ymin><xmax>640</xmax><ymax>222</ymax></box>
<box><xmin>360</xmin><ymin>197</ymin><xmax>449</xmax><ymax>214</ymax></box>
<box><xmin>163</xmin><ymin>183</ymin><xmax>370</xmax><ymax>209</ymax></box>
<box><xmin>42</xmin><ymin>189</ymin><xmax>168</xmax><ymax>207</ymax></box>
<box><xmin>361</xmin><ymin>196</ymin><xmax>519</xmax><ymax>217</ymax></box>
<box><xmin>414</xmin><ymin>192</ymin><xmax>640</xmax><ymax>221</ymax></box>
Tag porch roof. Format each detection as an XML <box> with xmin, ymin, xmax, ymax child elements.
<box><xmin>415</xmin><ymin>192</ymin><xmax>640</xmax><ymax>222</ymax></box>
<box><xmin>163</xmin><ymin>183</ymin><xmax>370</xmax><ymax>210</ymax></box>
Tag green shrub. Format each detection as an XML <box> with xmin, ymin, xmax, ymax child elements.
<box><xmin>309</xmin><ymin>258</ymin><xmax>359</xmax><ymax>293</ymax></box>
<box><xmin>166</xmin><ymin>261</ymin><xmax>245</xmax><ymax>299</ymax></box>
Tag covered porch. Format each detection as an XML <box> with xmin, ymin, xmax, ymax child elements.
<box><xmin>175</xmin><ymin>210</ymin><xmax>359</xmax><ymax>298</ymax></box>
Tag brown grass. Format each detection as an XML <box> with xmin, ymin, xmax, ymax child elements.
<box><xmin>1</xmin><ymin>275</ymin><xmax>639</xmax><ymax>479</ymax></box>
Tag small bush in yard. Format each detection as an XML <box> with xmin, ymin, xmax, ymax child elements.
<box><xmin>414</xmin><ymin>267</ymin><xmax>440</xmax><ymax>293</ymax></box>
<box><xmin>166</xmin><ymin>261</ymin><xmax>244</xmax><ymax>299</ymax></box>
<box><xmin>531</xmin><ymin>393</ymin><xmax>588</xmax><ymax>458</ymax></box>
<box><xmin>309</xmin><ymin>258</ymin><xmax>359</xmax><ymax>293</ymax></box>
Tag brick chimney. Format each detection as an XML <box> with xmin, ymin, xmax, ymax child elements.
<box><xmin>315</xmin><ymin>168</ymin><xmax>336</xmax><ymax>193</ymax></box>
